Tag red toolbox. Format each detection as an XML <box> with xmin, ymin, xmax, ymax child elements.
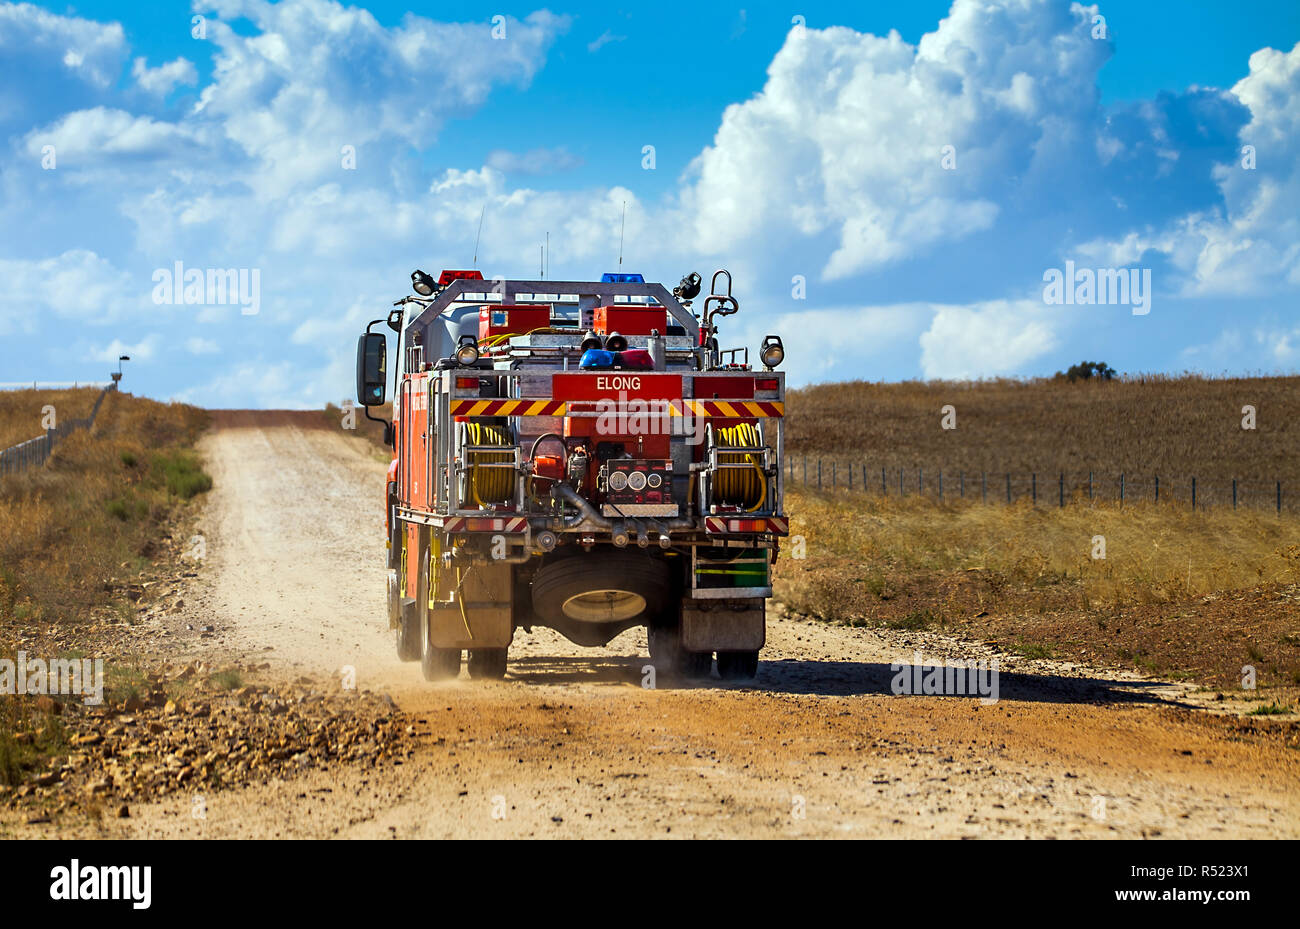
<box><xmin>593</xmin><ymin>305</ymin><xmax>667</xmax><ymax>336</ymax></box>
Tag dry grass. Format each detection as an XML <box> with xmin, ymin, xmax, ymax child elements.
<box><xmin>0</xmin><ymin>389</ymin><xmax>210</xmax><ymax>628</ymax></box>
<box><xmin>785</xmin><ymin>374</ymin><xmax>1300</xmax><ymax>510</ymax></box>
<box><xmin>777</xmin><ymin>488</ymin><xmax>1300</xmax><ymax>689</ymax></box>
<box><xmin>0</xmin><ymin>388</ymin><xmax>102</xmax><ymax>451</ymax></box>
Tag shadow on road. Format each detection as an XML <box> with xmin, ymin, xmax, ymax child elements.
<box><xmin>504</xmin><ymin>654</ymin><xmax>1193</xmax><ymax>709</ymax></box>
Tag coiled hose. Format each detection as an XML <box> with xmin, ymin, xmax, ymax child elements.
<box><xmin>713</xmin><ymin>422</ymin><xmax>767</xmax><ymax>512</ymax></box>
<box><xmin>464</xmin><ymin>422</ymin><xmax>514</xmax><ymax>506</ymax></box>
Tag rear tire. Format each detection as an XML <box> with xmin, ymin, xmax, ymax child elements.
<box><xmin>716</xmin><ymin>650</ymin><xmax>759</xmax><ymax>681</ymax></box>
<box><xmin>648</xmin><ymin>624</ymin><xmax>713</xmax><ymax>680</ymax></box>
<box><xmin>468</xmin><ymin>648</ymin><xmax>508</xmax><ymax>680</ymax></box>
<box><xmin>392</xmin><ymin>570</ymin><xmax>421</xmax><ymax>662</ymax></box>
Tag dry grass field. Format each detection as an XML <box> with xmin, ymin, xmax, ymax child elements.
<box><xmin>0</xmin><ymin>389</ymin><xmax>210</xmax><ymax>627</ymax></box>
<box><xmin>778</xmin><ymin>375</ymin><xmax>1300</xmax><ymax>698</ymax></box>
<box><xmin>784</xmin><ymin>374</ymin><xmax>1300</xmax><ymax>510</ymax></box>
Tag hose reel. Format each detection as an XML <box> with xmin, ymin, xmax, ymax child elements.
<box><xmin>708</xmin><ymin>422</ymin><xmax>768</xmax><ymax>512</ymax></box>
<box><xmin>460</xmin><ymin>422</ymin><xmax>516</xmax><ymax>507</ymax></box>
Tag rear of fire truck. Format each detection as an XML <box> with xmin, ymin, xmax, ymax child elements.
<box><xmin>355</xmin><ymin>268</ymin><xmax>788</xmax><ymax>682</ymax></box>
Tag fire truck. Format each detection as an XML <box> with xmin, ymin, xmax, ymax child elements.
<box><xmin>355</xmin><ymin>268</ymin><xmax>787</xmax><ymax>682</ymax></box>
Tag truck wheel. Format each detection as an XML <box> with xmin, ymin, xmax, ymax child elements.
<box><xmin>392</xmin><ymin>570</ymin><xmax>420</xmax><ymax>662</ymax></box>
<box><xmin>648</xmin><ymin>624</ymin><xmax>713</xmax><ymax>680</ymax></box>
<box><xmin>532</xmin><ymin>551</ymin><xmax>669</xmax><ymax>624</ymax></box>
<box><xmin>468</xmin><ymin>648</ymin><xmax>508</xmax><ymax>680</ymax></box>
<box><xmin>422</xmin><ymin>646</ymin><xmax>461</xmax><ymax>680</ymax></box>
<box><xmin>716</xmin><ymin>650</ymin><xmax>759</xmax><ymax>681</ymax></box>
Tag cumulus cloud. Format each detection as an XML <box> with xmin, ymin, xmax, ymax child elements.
<box><xmin>920</xmin><ymin>299</ymin><xmax>1061</xmax><ymax>379</ymax></box>
<box><xmin>0</xmin><ymin>250</ymin><xmax>139</xmax><ymax>329</ymax></box>
<box><xmin>23</xmin><ymin>106</ymin><xmax>203</xmax><ymax>162</ymax></box>
<box><xmin>680</xmin><ymin>1</ymin><xmax>1111</xmax><ymax>280</ymax></box>
<box><xmin>131</xmin><ymin>56</ymin><xmax>198</xmax><ymax>96</ymax></box>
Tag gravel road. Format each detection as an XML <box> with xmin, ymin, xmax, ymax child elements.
<box><xmin>88</xmin><ymin>413</ymin><xmax>1300</xmax><ymax>838</ymax></box>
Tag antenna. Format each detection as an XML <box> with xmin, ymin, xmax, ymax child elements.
<box><xmin>539</xmin><ymin>245</ymin><xmax>544</xmax><ymax>278</ymax></box>
<box><xmin>545</xmin><ymin>231</ymin><xmax>549</xmax><ymax>280</ymax></box>
<box><xmin>473</xmin><ymin>203</ymin><xmax>486</xmax><ymax>266</ymax></box>
<box><xmin>618</xmin><ymin>201</ymin><xmax>626</xmax><ymax>267</ymax></box>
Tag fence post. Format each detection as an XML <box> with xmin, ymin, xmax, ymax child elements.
<box><xmin>1032</xmin><ymin>473</ymin><xmax>1036</xmax><ymax>505</ymax></box>
<box><xmin>918</xmin><ymin>468</ymin><xmax>923</xmax><ymax>496</ymax></box>
<box><xmin>832</xmin><ymin>461</ymin><xmax>836</xmax><ymax>489</ymax></box>
<box><xmin>1006</xmin><ymin>473</ymin><xmax>1011</xmax><ymax>504</ymax></box>
<box><xmin>1233</xmin><ymin>479</ymin><xmax>1237</xmax><ymax>510</ymax></box>
<box><xmin>899</xmin><ymin>468</ymin><xmax>903</xmax><ymax>496</ymax></box>
<box><xmin>982</xmin><ymin>471</ymin><xmax>987</xmax><ymax>504</ymax></box>
<box><xmin>1059</xmin><ymin>473</ymin><xmax>1064</xmax><ymax>507</ymax></box>
<box><xmin>847</xmin><ymin>462</ymin><xmax>852</xmax><ymax>491</ymax></box>
<box><xmin>960</xmin><ymin>471</ymin><xmax>965</xmax><ymax>499</ymax></box>
<box><xmin>1191</xmin><ymin>477</ymin><xmax>1196</xmax><ymax>511</ymax></box>
<box><xmin>881</xmin><ymin>467</ymin><xmax>886</xmax><ymax>495</ymax></box>
<box><xmin>803</xmin><ymin>455</ymin><xmax>807</xmax><ymax>486</ymax></box>
<box><xmin>1120</xmin><ymin>473</ymin><xmax>1125</xmax><ymax>506</ymax></box>
<box><xmin>938</xmin><ymin>471</ymin><xmax>943</xmax><ymax>501</ymax></box>
<box><xmin>1155</xmin><ymin>474</ymin><xmax>1159</xmax><ymax>503</ymax></box>
<box><xmin>1277</xmin><ymin>481</ymin><xmax>1282</xmax><ymax>516</ymax></box>
<box><xmin>1088</xmin><ymin>471</ymin><xmax>1093</xmax><ymax>501</ymax></box>
<box><xmin>817</xmin><ymin>459</ymin><xmax>822</xmax><ymax>490</ymax></box>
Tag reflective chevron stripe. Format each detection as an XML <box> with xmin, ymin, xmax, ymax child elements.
<box><xmin>442</xmin><ymin>516</ymin><xmax>528</xmax><ymax>533</ymax></box>
<box><xmin>671</xmin><ymin>400</ymin><xmax>784</xmax><ymax>418</ymax></box>
<box><xmin>449</xmin><ymin>399</ymin><xmax>567</xmax><ymax>417</ymax></box>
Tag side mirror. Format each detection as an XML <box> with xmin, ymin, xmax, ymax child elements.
<box><xmin>356</xmin><ymin>332</ymin><xmax>387</xmax><ymax>406</ymax></box>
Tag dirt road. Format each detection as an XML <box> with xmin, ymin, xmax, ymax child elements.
<box><xmin>83</xmin><ymin>415</ymin><xmax>1300</xmax><ymax>838</ymax></box>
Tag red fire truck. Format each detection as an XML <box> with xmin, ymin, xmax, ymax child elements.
<box><xmin>355</xmin><ymin>269</ymin><xmax>787</xmax><ymax>681</ymax></box>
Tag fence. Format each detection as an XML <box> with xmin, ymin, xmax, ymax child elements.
<box><xmin>0</xmin><ymin>385</ymin><xmax>113</xmax><ymax>477</ymax></box>
<box><xmin>789</xmin><ymin>457</ymin><xmax>1291</xmax><ymax>516</ymax></box>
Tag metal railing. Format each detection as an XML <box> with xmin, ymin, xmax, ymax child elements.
<box><xmin>0</xmin><ymin>385</ymin><xmax>113</xmax><ymax>477</ymax></box>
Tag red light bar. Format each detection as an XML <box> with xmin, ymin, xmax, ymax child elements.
<box><xmin>755</xmin><ymin>378</ymin><xmax>779</xmax><ymax>391</ymax></box>
<box><xmin>455</xmin><ymin>376</ymin><xmax>479</xmax><ymax>389</ymax></box>
<box><xmin>438</xmin><ymin>269</ymin><xmax>485</xmax><ymax>286</ymax></box>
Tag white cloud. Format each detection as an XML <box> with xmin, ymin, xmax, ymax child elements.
<box><xmin>188</xmin><ymin>1</ymin><xmax>569</xmax><ymax>196</ymax></box>
<box><xmin>920</xmin><ymin>299</ymin><xmax>1061</xmax><ymax>379</ymax></box>
<box><xmin>0</xmin><ymin>2</ymin><xmax>125</xmax><ymax>88</ymax></box>
<box><xmin>680</xmin><ymin>1</ymin><xmax>1111</xmax><ymax>279</ymax></box>
<box><xmin>23</xmin><ymin>106</ymin><xmax>202</xmax><ymax>162</ymax></box>
<box><xmin>485</xmin><ymin>146</ymin><xmax>582</xmax><ymax>176</ymax></box>
<box><xmin>84</xmin><ymin>334</ymin><xmax>159</xmax><ymax>363</ymax></box>
<box><xmin>131</xmin><ymin>56</ymin><xmax>198</xmax><ymax>96</ymax></box>
<box><xmin>587</xmin><ymin>31</ymin><xmax>625</xmax><ymax>53</ymax></box>
<box><xmin>186</xmin><ymin>337</ymin><xmax>219</xmax><ymax>355</ymax></box>
<box><xmin>0</xmin><ymin>250</ymin><xmax>139</xmax><ymax>328</ymax></box>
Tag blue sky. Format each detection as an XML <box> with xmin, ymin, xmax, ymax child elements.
<box><xmin>1</xmin><ymin>0</ymin><xmax>1298</xmax><ymax>406</ymax></box>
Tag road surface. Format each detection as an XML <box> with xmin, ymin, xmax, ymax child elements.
<box><xmin>88</xmin><ymin>413</ymin><xmax>1300</xmax><ymax>838</ymax></box>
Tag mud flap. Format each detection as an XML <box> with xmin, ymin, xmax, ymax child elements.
<box><xmin>681</xmin><ymin>598</ymin><xmax>765</xmax><ymax>652</ymax></box>
<box><xmin>428</xmin><ymin>559</ymin><xmax>512</xmax><ymax>649</ymax></box>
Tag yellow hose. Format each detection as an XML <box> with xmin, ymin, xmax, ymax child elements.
<box><xmin>714</xmin><ymin>422</ymin><xmax>767</xmax><ymax>511</ymax></box>
<box><xmin>465</xmin><ymin>422</ymin><xmax>513</xmax><ymax>506</ymax></box>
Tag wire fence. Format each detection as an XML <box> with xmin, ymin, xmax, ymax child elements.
<box><xmin>788</xmin><ymin>457</ymin><xmax>1292</xmax><ymax>516</ymax></box>
<box><xmin>0</xmin><ymin>385</ymin><xmax>113</xmax><ymax>477</ymax></box>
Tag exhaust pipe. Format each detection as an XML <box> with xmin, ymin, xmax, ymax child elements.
<box><xmin>636</xmin><ymin>523</ymin><xmax>650</xmax><ymax>548</ymax></box>
<box><xmin>611</xmin><ymin>523</ymin><xmax>630</xmax><ymax>548</ymax></box>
